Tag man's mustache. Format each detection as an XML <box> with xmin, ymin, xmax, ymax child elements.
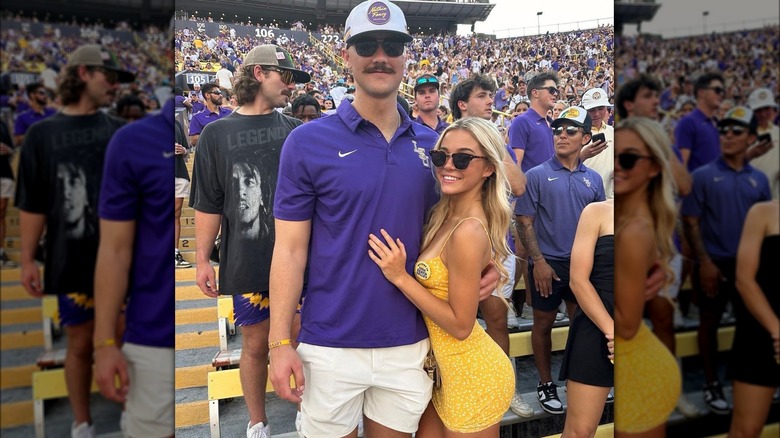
<box><xmin>364</xmin><ymin>64</ymin><xmax>395</xmax><ymax>74</ymax></box>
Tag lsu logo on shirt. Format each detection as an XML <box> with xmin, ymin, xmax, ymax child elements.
<box><xmin>412</xmin><ymin>140</ymin><xmax>430</xmax><ymax>168</ymax></box>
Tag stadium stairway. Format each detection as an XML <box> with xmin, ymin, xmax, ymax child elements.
<box><xmin>0</xmin><ymin>206</ymin><xmax>125</xmax><ymax>437</ymax></box>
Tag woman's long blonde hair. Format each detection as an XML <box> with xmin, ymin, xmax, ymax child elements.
<box><xmin>422</xmin><ymin>117</ymin><xmax>514</xmax><ymax>292</ymax></box>
<box><xmin>615</xmin><ymin>117</ymin><xmax>679</xmax><ymax>282</ymax></box>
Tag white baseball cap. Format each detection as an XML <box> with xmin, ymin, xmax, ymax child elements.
<box><xmin>551</xmin><ymin>106</ymin><xmax>592</xmax><ymax>133</ymax></box>
<box><xmin>581</xmin><ymin>88</ymin><xmax>612</xmax><ymax>110</ymax></box>
<box><xmin>344</xmin><ymin>0</ymin><xmax>413</xmax><ymax>44</ymax></box>
<box><xmin>747</xmin><ymin>87</ymin><xmax>777</xmax><ymax>110</ymax></box>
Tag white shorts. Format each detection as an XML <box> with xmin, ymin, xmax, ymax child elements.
<box><xmin>492</xmin><ymin>254</ymin><xmax>516</xmax><ymax>299</ymax></box>
<box><xmin>175</xmin><ymin>177</ymin><xmax>190</xmax><ymax>199</ymax></box>
<box><xmin>0</xmin><ymin>177</ymin><xmax>13</xmax><ymax>199</ymax></box>
<box><xmin>298</xmin><ymin>339</ymin><xmax>433</xmax><ymax>437</ymax></box>
<box><xmin>661</xmin><ymin>253</ymin><xmax>684</xmax><ymax>300</ymax></box>
<box><xmin>123</xmin><ymin>343</ymin><xmax>174</xmax><ymax>438</ymax></box>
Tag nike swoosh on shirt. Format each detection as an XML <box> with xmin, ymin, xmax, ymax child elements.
<box><xmin>163</xmin><ymin>151</ymin><xmax>175</xmax><ymax>158</ymax></box>
<box><xmin>547</xmin><ymin>177</ymin><xmax>559</xmax><ymax>181</ymax></box>
<box><xmin>339</xmin><ymin>150</ymin><xmax>358</xmax><ymax>158</ymax></box>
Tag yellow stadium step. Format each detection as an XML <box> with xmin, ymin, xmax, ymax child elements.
<box><xmin>175</xmin><ymin>330</ymin><xmax>220</xmax><ymax>350</ymax></box>
<box><xmin>176</xmin><ymin>306</ymin><xmax>218</xmax><ymax>326</ymax></box>
<box><xmin>175</xmin><ymin>364</ymin><xmax>212</xmax><ymax>390</ymax></box>
<box><xmin>0</xmin><ymin>307</ymin><xmax>41</xmax><ymax>326</ymax></box>
<box><xmin>175</xmin><ymin>400</ymin><xmax>209</xmax><ymax>429</ymax></box>
<box><xmin>0</xmin><ymin>400</ymin><xmax>33</xmax><ymax>429</ymax></box>
<box><xmin>0</xmin><ymin>329</ymin><xmax>43</xmax><ymax>350</ymax></box>
<box><xmin>0</xmin><ymin>364</ymin><xmax>37</xmax><ymax>390</ymax></box>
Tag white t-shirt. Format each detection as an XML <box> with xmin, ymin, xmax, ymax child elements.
<box><xmin>216</xmin><ymin>68</ymin><xmax>234</xmax><ymax>90</ymax></box>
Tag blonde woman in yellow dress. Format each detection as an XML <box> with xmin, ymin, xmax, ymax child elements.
<box><xmin>614</xmin><ymin>117</ymin><xmax>681</xmax><ymax>437</ymax></box>
<box><xmin>369</xmin><ymin>117</ymin><xmax>515</xmax><ymax>437</ymax></box>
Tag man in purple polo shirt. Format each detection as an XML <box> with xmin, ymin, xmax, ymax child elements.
<box><xmin>187</xmin><ymin>82</ymin><xmax>232</xmax><ymax>147</ymax></box>
<box><xmin>675</xmin><ymin>72</ymin><xmax>725</xmax><ymax>172</ymax></box>
<box><xmin>515</xmin><ymin>106</ymin><xmax>605</xmax><ymax>415</ymax></box>
<box><xmin>13</xmin><ymin>82</ymin><xmax>56</xmax><ymax>145</ymax></box>
<box><xmin>93</xmin><ymin>97</ymin><xmax>175</xmax><ymax>438</ymax></box>
<box><xmin>507</xmin><ymin>72</ymin><xmax>559</xmax><ymax>322</ymax></box>
<box><xmin>508</xmin><ymin>71</ymin><xmax>558</xmax><ymax>173</ymax></box>
<box><xmin>413</xmin><ymin>74</ymin><xmax>448</xmax><ymax>134</ymax></box>
<box><xmin>269</xmin><ymin>2</ymin><xmax>497</xmax><ymax>436</ymax></box>
<box><xmin>681</xmin><ymin>106</ymin><xmax>771</xmax><ymax>415</ymax></box>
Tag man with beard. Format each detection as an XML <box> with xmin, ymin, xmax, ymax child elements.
<box><xmin>188</xmin><ymin>82</ymin><xmax>232</xmax><ymax>147</ymax></box>
<box><xmin>191</xmin><ymin>44</ymin><xmax>309</xmax><ymax>438</ymax></box>
<box><xmin>14</xmin><ymin>82</ymin><xmax>56</xmax><ymax>145</ymax></box>
<box><xmin>15</xmin><ymin>44</ymin><xmax>133</xmax><ymax>437</ymax></box>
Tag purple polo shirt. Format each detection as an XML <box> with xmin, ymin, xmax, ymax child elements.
<box><xmin>14</xmin><ymin>107</ymin><xmax>57</xmax><ymax>136</ymax></box>
<box><xmin>681</xmin><ymin>158</ymin><xmax>771</xmax><ymax>261</ymax></box>
<box><xmin>515</xmin><ymin>156</ymin><xmax>606</xmax><ymax>261</ymax></box>
<box><xmin>274</xmin><ymin>100</ymin><xmax>439</xmax><ymax>348</ymax></box>
<box><xmin>508</xmin><ymin>108</ymin><xmax>554</xmax><ymax>172</ymax></box>
<box><xmin>188</xmin><ymin>106</ymin><xmax>233</xmax><ymax>136</ymax></box>
<box><xmin>98</xmin><ymin>99</ymin><xmax>174</xmax><ymax>348</ymax></box>
<box><xmin>675</xmin><ymin>108</ymin><xmax>721</xmax><ymax>172</ymax></box>
<box><xmin>414</xmin><ymin>115</ymin><xmax>449</xmax><ymax>135</ymax></box>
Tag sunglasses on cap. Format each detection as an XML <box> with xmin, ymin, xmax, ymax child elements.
<box><xmin>350</xmin><ymin>39</ymin><xmax>406</xmax><ymax>57</ymax></box>
<box><xmin>616</xmin><ymin>152</ymin><xmax>653</xmax><ymax>170</ymax></box>
<box><xmin>93</xmin><ymin>67</ymin><xmax>119</xmax><ymax>84</ymax></box>
<box><xmin>535</xmin><ymin>86</ymin><xmax>559</xmax><ymax>96</ymax></box>
<box><xmin>718</xmin><ymin>125</ymin><xmax>747</xmax><ymax>135</ymax></box>
<box><xmin>264</xmin><ymin>67</ymin><xmax>295</xmax><ymax>85</ymax></box>
<box><xmin>552</xmin><ymin>126</ymin><xmax>584</xmax><ymax>136</ymax></box>
<box><xmin>428</xmin><ymin>150</ymin><xmax>486</xmax><ymax>170</ymax></box>
<box><xmin>416</xmin><ymin>76</ymin><xmax>439</xmax><ymax>86</ymax></box>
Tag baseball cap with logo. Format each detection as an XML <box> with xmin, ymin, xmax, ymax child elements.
<box><xmin>747</xmin><ymin>87</ymin><xmax>777</xmax><ymax>110</ymax></box>
<box><xmin>551</xmin><ymin>106</ymin><xmax>592</xmax><ymax>133</ymax></box>
<box><xmin>243</xmin><ymin>45</ymin><xmax>311</xmax><ymax>84</ymax></box>
<box><xmin>67</xmin><ymin>44</ymin><xmax>135</xmax><ymax>83</ymax></box>
<box><xmin>344</xmin><ymin>0</ymin><xmax>413</xmax><ymax>44</ymax></box>
<box><xmin>718</xmin><ymin>106</ymin><xmax>758</xmax><ymax>133</ymax></box>
<box><xmin>414</xmin><ymin>74</ymin><xmax>439</xmax><ymax>93</ymax></box>
<box><xmin>581</xmin><ymin>88</ymin><xmax>612</xmax><ymax>110</ymax></box>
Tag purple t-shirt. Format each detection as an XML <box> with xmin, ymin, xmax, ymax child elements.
<box><xmin>674</xmin><ymin>108</ymin><xmax>721</xmax><ymax>172</ymax></box>
<box><xmin>98</xmin><ymin>99</ymin><xmax>174</xmax><ymax>348</ymax></box>
<box><xmin>274</xmin><ymin>100</ymin><xmax>439</xmax><ymax>348</ymax></box>
<box><xmin>14</xmin><ymin>107</ymin><xmax>57</xmax><ymax>136</ymax></box>
<box><xmin>680</xmin><ymin>158</ymin><xmax>771</xmax><ymax>261</ymax></box>
<box><xmin>508</xmin><ymin>108</ymin><xmax>554</xmax><ymax>172</ymax></box>
<box><xmin>515</xmin><ymin>156</ymin><xmax>606</xmax><ymax>261</ymax></box>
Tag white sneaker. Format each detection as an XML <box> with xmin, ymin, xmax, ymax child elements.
<box><xmin>507</xmin><ymin>307</ymin><xmax>519</xmax><ymax>328</ymax></box>
<box><xmin>295</xmin><ymin>411</ymin><xmax>303</xmax><ymax>438</ymax></box>
<box><xmin>71</xmin><ymin>421</ymin><xmax>96</xmax><ymax>438</ymax></box>
<box><xmin>520</xmin><ymin>303</ymin><xmax>534</xmax><ymax>319</ymax></box>
<box><xmin>247</xmin><ymin>421</ymin><xmax>271</xmax><ymax>438</ymax></box>
<box><xmin>676</xmin><ymin>393</ymin><xmax>699</xmax><ymax>418</ymax></box>
<box><xmin>509</xmin><ymin>392</ymin><xmax>534</xmax><ymax>417</ymax></box>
